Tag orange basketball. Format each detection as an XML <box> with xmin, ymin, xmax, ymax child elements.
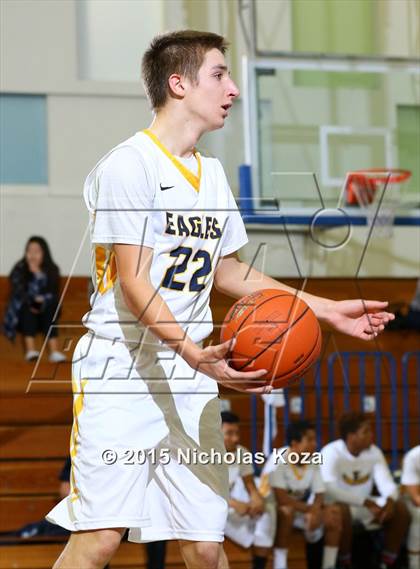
<box><xmin>220</xmin><ymin>289</ymin><xmax>321</xmax><ymax>388</ymax></box>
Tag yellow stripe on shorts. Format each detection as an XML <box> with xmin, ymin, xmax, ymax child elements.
<box><xmin>70</xmin><ymin>377</ymin><xmax>87</xmax><ymax>502</ymax></box>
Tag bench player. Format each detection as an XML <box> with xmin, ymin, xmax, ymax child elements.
<box><xmin>401</xmin><ymin>445</ymin><xmax>420</xmax><ymax>569</ymax></box>
<box><xmin>222</xmin><ymin>411</ymin><xmax>276</xmax><ymax>569</ymax></box>
<box><xmin>320</xmin><ymin>412</ymin><xmax>410</xmax><ymax>569</ymax></box>
<box><xmin>267</xmin><ymin>420</ymin><xmax>341</xmax><ymax>569</ymax></box>
<box><xmin>46</xmin><ymin>30</ymin><xmax>395</xmax><ymax>569</ymax></box>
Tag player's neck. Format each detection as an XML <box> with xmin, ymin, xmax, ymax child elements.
<box><xmin>148</xmin><ymin>110</ymin><xmax>204</xmax><ymax>158</ymax></box>
<box><xmin>288</xmin><ymin>446</ymin><xmax>305</xmax><ymax>465</ymax></box>
<box><xmin>346</xmin><ymin>441</ymin><xmax>362</xmax><ymax>457</ymax></box>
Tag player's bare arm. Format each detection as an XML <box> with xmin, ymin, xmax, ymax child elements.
<box><xmin>405</xmin><ymin>484</ymin><xmax>420</xmax><ymax>508</ymax></box>
<box><xmin>228</xmin><ymin>498</ymin><xmax>250</xmax><ymax>516</ymax></box>
<box><xmin>273</xmin><ymin>488</ymin><xmax>310</xmax><ymax>514</ymax></box>
<box><xmin>378</xmin><ymin>497</ymin><xmax>396</xmax><ymax>523</ymax></box>
<box><xmin>114</xmin><ymin>243</ymin><xmax>270</xmax><ymax>393</ymax></box>
<box><xmin>214</xmin><ymin>253</ymin><xmax>394</xmax><ymax>340</ymax></box>
<box><xmin>308</xmin><ymin>493</ymin><xmax>323</xmax><ymax>512</ymax></box>
<box><xmin>242</xmin><ymin>474</ymin><xmax>264</xmax><ymax>517</ymax></box>
<box><xmin>305</xmin><ymin>493</ymin><xmax>324</xmax><ymax>530</ymax></box>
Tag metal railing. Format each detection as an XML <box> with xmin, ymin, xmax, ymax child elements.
<box><xmin>251</xmin><ymin>351</ymin><xmax>420</xmax><ymax>471</ymax></box>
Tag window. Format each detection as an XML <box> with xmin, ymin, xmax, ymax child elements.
<box><xmin>397</xmin><ymin>105</ymin><xmax>420</xmax><ymax>196</ymax></box>
<box><xmin>292</xmin><ymin>0</ymin><xmax>376</xmax><ymax>88</ymax></box>
<box><xmin>0</xmin><ymin>94</ymin><xmax>48</xmax><ymax>184</ymax></box>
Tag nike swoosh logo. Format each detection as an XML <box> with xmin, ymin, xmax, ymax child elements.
<box><xmin>160</xmin><ymin>184</ymin><xmax>174</xmax><ymax>191</ymax></box>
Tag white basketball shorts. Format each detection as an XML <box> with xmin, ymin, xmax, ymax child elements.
<box><xmin>46</xmin><ymin>332</ymin><xmax>229</xmax><ymax>542</ymax></box>
<box><xmin>350</xmin><ymin>496</ymin><xmax>387</xmax><ymax>529</ymax></box>
<box><xmin>293</xmin><ymin>511</ymin><xmax>324</xmax><ymax>543</ymax></box>
<box><xmin>224</xmin><ymin>476</ymin><xmax>276</xmax><ymax>549</ymax></box>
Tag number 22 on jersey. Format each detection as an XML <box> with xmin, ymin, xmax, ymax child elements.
<box><xmin>161</xmin><ymin>247</ymin><xmax>212</xmax><ymax>292</ymax></box>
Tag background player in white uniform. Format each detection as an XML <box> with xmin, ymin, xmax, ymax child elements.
<box><xmin>401</xmin><ymin>445</ymin><xmax>420</xmax><ymax>569</ymax></box>
<box><xmin>321</xmin><ymin>412</ymin><xmax>410</xmax><ymax>569</ymax></box>
<box><xmin>268</xmin><ymin>420</ymin><xmax>341</xmax><ymax>569</ymax></box>
<box><xmin>222</xmin><ymin>411</ymin><xmax>276</xmax><ymax>569</ymax></box>
<box><xmin>46</xmin><ymin>30</ymin><xmax>395</xmax><ymax>569</ymax></box>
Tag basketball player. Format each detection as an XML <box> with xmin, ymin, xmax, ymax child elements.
<box><xmin>222</xmin><ymin>411</ymin><xmax>276</xmax><ymax>569</ymax></box>
<box><xmin>320</xmin><ymin>412</ymin><xmax>410</xmax><ymax>569</ymax></box>
<box><xmin>266</xmin><ymin>420</ymin><xmax>341</xmax><ymax>569</ymax></box>
<box><xmin>46</xmin><ymin>31</ymin><xmax>395</xmax><ymax>569</ymax></box>
<box><xmin>401</xmin><ymin>445</ymin><xmax>420</xmax><ymax>569</ymax></box>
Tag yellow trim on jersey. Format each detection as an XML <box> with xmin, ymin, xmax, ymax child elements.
<box><xmin>143</xmin><ymin>129</ymin><xmax>202</xmax><ymax>192</ymax></box>
<box><xmin>342</xmin><ymin>472</ymin><xmax>371</xmax><ymax>485</ymax></box>
<box><xmin>290</xmin><ymin>462</ymin><xmax>307</xmax><ymax>481</ymax></box>
<box><xmin>95</xmin><ymin>246</ymin><xmax>117</xmax><ymax>295</ymax></box>
<box><xmin>258</xmin><ymin>473</ymin><xmax>271</xmax><ymax>498</ymax></box>
<box><xmin>69</xmin><ymin>377</ymin><xmax>88</xmax><ymax>503</ymax></box>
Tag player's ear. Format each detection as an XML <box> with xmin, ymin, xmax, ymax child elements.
<box><xmin>167</xmin><ymin>73</ymin><xmax>185</xmax><ymax>99</ymax></box>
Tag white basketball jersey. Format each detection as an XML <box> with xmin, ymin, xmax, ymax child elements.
<box><xmin>268</xmin><ymin>447</ymin><xmax>324</xmax><ymax>501</ymax></box>
<box><xmin>320</xmin><ymin>439</ymin><xmax>398</xmax><ymax>503</ymax></box>
<box><xmin>82</xmin><ymin>130</ymin><xmax>248</xmax><ymax>344</ymax></box>
<box><xmin>401</xmin><ymin>445</ymin><xmax>420</xmax><ymax>486</ymax></box>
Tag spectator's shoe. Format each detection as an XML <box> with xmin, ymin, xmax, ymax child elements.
<box><xmin>25</xmin><ymin>350</ymin><xmax>40</xmax><ymax>361</ymax></box>
<box><xmin>49</xmin><ymin>351</ymin><xmax>66</xmax><ymax>363</ymax></box>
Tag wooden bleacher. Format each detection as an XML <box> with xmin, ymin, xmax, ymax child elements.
<box><xmin>0</xmin><ymin>276</ymin><xmax>418</xmax><ymax>568</ymax></box>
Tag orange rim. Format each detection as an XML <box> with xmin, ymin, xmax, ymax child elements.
<box><xmin>348</xmin><ymin>168</ymin><xmax>412</xmax><ymax>185</ymax></box>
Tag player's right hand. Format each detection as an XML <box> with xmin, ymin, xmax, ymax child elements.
<box><xmin>233</xmin><ymin>500</ymin><xmax>251</xmax><ymax>516</ymax></box>
<box><xmin>193</xmin><ymin>339</ymin><xmax>272</xmax><ymax>394</ymax></box>
<box><xmin>364</xmin><ymin>498</ymin><xmax>382</xmax><ymax>520</ymax></box>
<box><xmin>305</xmin><ymin>504</ymin><xmax>322</xmax><ymax>530</ymax></box>
<box><xmin>248</xmin><ymin>493</ymin><xmax>265</xmax><ymax>517</ymax></box>
<box><xmin>377</xmin><ymin>498</ymin><xmax>395</xmax><ymax>523</ymax></box>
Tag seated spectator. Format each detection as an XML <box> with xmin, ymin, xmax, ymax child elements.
<box><xmin>3</xmin><ymin>236</ymin><xmax>65</xmax><ymax>362</ymax></box>
<box><xmin>222</xmin><ymin>411</ymin><xmax>276</xmax><ymax>569</ymax></box>
<box><xmin>401</xmin><ymin>445</ymin><xmax>420</xmax><ymax>569</ymax></box>
<box><xmin>267</xmin><ymin>420</ymin><xmax>341</xmax><ymax>569</ymax></box>
<box><xmin>320</xmin><ymin>411</ymin><xmax>410</xmax><ymax>569</ymax></box>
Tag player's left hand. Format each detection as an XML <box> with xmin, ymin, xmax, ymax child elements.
<box><xmin>326</xmin><ymin>300</ymin><xmax>394</xmax><ymax>341</ymax></box>
<box><xmin>378</xmin><ymin>498</ymin><xmax>395</xmax><ymax>523</ymax></box>
<box><xmin>193</xmin><ymin>339</ymin><xmax>273</xmax><ymax>394</ymax></box>
<box><xmin>248</xmin><ymin>493</ymin><xmax>265</xmax><ymax>517</ymax></box>
<box><xmin>305</xmin><ymin>503</ymin><xmax>322</xmax><ymax>530</ymax></box>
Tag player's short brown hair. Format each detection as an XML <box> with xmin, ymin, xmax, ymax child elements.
<box><xmin>142</xmin><ymin>30</ymin><xmax>229</xmax><ymax>111</ymax></box>
<box><xmin>286</xmin><ymin>420</ymin><xmax>315</xmax><ymax>445</ymax></box>
<box><xmin>339</xmin><ymin>411</ymin><xmax>368</xmax><ymax>440</ymax></box>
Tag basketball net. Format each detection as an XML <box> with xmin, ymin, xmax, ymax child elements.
<box><xmin>346</xmin><ymin>169</ymin><xmax>412</xmax><ymax>238</ymax></box>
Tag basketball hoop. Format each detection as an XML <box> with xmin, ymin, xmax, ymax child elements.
<box><xmin>346</xmin><ymin>169</ymin><xmax>412</xmax><ymax>237</ymax></box>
